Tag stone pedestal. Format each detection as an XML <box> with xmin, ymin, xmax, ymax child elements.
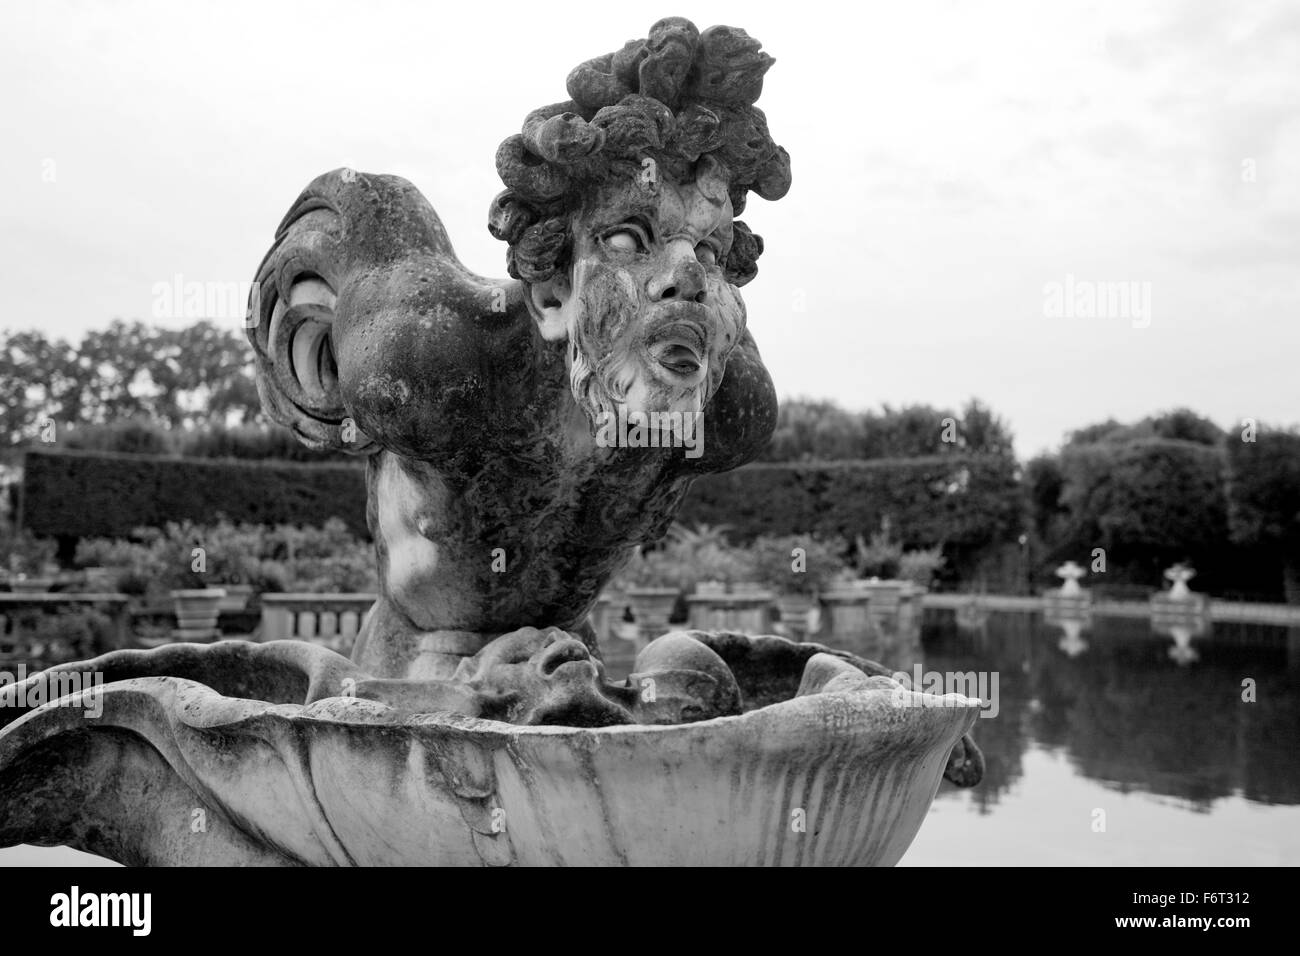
<box><xmin>687</xmin><ymin>588</ymin><xmax>774</xmax><ymax>633</ymax></box>
<box><xmin>821</xmin><ymin>588</ymin><xmax>871</xmax><ymax>637</ymax></box>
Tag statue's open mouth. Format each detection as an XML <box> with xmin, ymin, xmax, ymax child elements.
<box><xmin>646</xmin><ymin>309</ymin><xmax>709</xmax><ymax>382</ymax></box>
<box><xmin>654</xmin><ymin>343</ymin><xmax>702</xmax><ymax>377</ymax></box>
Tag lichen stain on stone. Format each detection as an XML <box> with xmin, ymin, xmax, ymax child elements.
<box><xmin>356</xmin><ymin>373</ymin><xmax>412</xmax><ymax>409</ymax></box>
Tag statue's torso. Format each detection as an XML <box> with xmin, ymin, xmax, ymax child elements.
<box><xmin>370</xmin><ymin>422</ymin><xmax>693</xmax><ymax>637</ymax></box>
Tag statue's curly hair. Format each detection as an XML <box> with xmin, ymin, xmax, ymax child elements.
<box><xmin>488</xmin><ymin>17</ymin><xmax>791</xmax><ymax>288</ymax></box>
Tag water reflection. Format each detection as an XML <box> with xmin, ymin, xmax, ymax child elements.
<box><xmin>917</xmin><ymin>610</ymin><xmax>1300</xmax><ymax>812</ymax></box>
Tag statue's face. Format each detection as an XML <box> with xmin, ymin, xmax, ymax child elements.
<box><xmin>454</xmin><ymin>627</ymin><xmax>633</xmax><ymax>727</ymax></box>
<box><xmin>528</xmin><ymin>159</ymin><xmax>747</xmax><ymax>428</ymax></box>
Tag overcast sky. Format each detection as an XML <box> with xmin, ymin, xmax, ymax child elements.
<box><xmin>2</xmin><ymin>0</ymin><xmax>1296</xmax><ymax>457</ymax></box>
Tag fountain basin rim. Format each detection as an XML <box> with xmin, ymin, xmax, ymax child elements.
<box><xmin>0</xmin><ymin>672</ymin><xmax>982</xmax><ymax>752</ymax></box>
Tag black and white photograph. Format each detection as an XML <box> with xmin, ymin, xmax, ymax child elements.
<box><xmin>0</xmin><ymin>0</ymin><xmax>1294</xmax><ymax>905</ymax></box>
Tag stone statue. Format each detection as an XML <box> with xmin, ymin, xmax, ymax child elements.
<box><xmin>0</xmin><ymin>18</ymin><xmax>984</xmax><ymax>867</ymax></box>
<box><xmin>246</xmin><ymin>17</ymin><xmax>789</xmax><ymax>680</ymax></box>
<box><xmin>1054</xmin><ymin>560</ymin><xmax>1087</xmax><ymax>597</ymax></box>
<box><xmin>353</xmin><ymin>629</ymin><xmax>743</xmax><ymax>726</ymax></box>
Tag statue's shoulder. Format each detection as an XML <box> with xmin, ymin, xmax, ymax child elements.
<box><xmin>248</xmin><ymin>169</ymin><xmax>535</xmax><ymax>456</ymax></box>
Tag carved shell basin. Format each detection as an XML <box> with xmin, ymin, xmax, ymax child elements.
<box><xmin>0</xmin><ymin>637</ymin><xmax>979</xmax><ymax>866</ymax></box>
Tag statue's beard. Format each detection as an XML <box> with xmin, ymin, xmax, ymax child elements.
<box><xmin>567</xmin><ymin>320</ymin><xmax>647</xmax><ymax>427</ymax></box>
<box><xmin>566</xmin><ymin>302</ymin><xmax>743</xmax><ymax>431</ymax></box>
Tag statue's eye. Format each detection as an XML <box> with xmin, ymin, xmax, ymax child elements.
<box><xmin>603</xmin><ymin>227</ymin><xmax>648</xmax><ymax>254</ymax></box>
<box><xmin>695</xmin><ymin>242</ymin><xmax>718</xmax><ymax>266</ymax></box>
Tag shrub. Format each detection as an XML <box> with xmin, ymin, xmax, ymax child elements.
<box><xmin>747</xmin><ymin>533</ymin><xmax>851</xmax><ymax>595</ymax></box>
<box><xmin>853</xmin><ymin>523</ymin><xmax>904</xmax><ymax>579</ymax></box>
<box><xmin>678</xmin><ymin>455</ymin><xmax>1023</xmax><ymax>586</ymax></box>
<box><xmin>898</xmin><ymin>545</ymin><xmax>946</xmax><ymax>589</ymax></box>
<box><xmin>265</xmin><ymin>519</ymin><xmax>378</xmax><ymax>592</ymax></box>
<box><xmin>176</xmin><ymin>423</ymin><xmax>350</xmax><ymax>462</ymax></box>
<box><xmin>613</xmin><ymin>523</ymin><xmax>757</xmax><ymax>592</ymax></box>
<box><xmin>74</xmin><ymin>517</ymin><xmax>377</xmax><ymax>600</ymax></box>
<box><xmin>48</xmin><ymin>420</ymin><xmax>350</xmax><ymax>462</ymax></box>
<box><xmin>22</xmin><ymin>449</ymin><xmax>368</xmax><ymax>539</ymax></box>
<box><xmin>1</xmin><ymin>525</ymin><xmax>58</xmax><ymax>575</ymax></box>
<box><xmin>61</xmin><ymin>419</ymin><xmax>177</xmax><ymax>456</ymax></box>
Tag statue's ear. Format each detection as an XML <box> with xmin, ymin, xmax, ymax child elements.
<box><xmin>522</xmin><ymin>273</ymin><xmax>573</xmax><ymax>342</ymax></box>
<box><xmin>247</xmin><ymin>176</ymin><xmax>376</xmax><ymax>454</ymax></box>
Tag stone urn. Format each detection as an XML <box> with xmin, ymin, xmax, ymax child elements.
<box><xmin>625</xmin><ymin>587</ymin><xmax>681</xmax><ymax>639</ymax></box>
<box><xmin>0</xmin><ymin>636</ymin><xmax>981</xmax><ymax>866</ymax></box>
<box><xmin>216</xmin><ymin>584</ymin><xmax>256</xmax><ymax>613</ymax></box>
<box><xmin>170</xmin><ymin>589</ymin><xmax>226</xmax><ymax>641</ymax></box>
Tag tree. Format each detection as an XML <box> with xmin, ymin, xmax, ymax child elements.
<box><xmin>1226</xmin><ymin>427</ymin><xmax>1300</xmax><ymax>602</ymax></box>
<box><xmin>955</xmin><ymin>398</ymin><xmax>1016</xmax><ymax>458</ymax></box>
<box><xmin>760</xmin><ymin>398</ymin><xmax>861</xmax><ymax>462</ymax></box>
<box><xmin>1064</xmin><ymin>408</ymin><xmax>1223</xmax><ymax>449</ymax></box>
<box><xmin>0</xmin><ymin>320</ymin><xmax>261</xmax><ymax>447</ymax></box>
<box><xmin>1055</xmin><ymin>438</ymin><xmax>1229</xmax><ymax>589</ymax></box>
<box><xmin>761</xmin><ymin>396</ymin><xmax>1015</xmax><ymax>462</ymax></box>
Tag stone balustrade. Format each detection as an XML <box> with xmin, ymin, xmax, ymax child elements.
<box><xmin>259</xmin><ymin>593</ymin><xmax>377</xmax><ymax>655</ymax></box>
<box><xmin>686</xmin><ymin>587</ymin><xmax>775</xmax><ymax>633</ymax></box>
<box><xmin>0</xmin><ymin>592</ymin><xmax>130</xmax><ymax>664</ymax></box>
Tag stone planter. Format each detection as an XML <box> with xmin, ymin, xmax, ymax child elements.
<box><xmin>687</xmin><ymin>586</ymin><xmax>774</xmax><ymax>632</ymax></box>
<box><xmin>170</xmin><ymin>589</ymin><xmax>226</xmax><ymax>641</ymax></box>
<box><xmin>775</xmin><ymin>593</ymin><xmax>815</xmax><ymax>638</ymax></box>
<box><xmin>8</xmin><ymin>577</ymin><xmax>55</xmax><ymax>594</ymax></box>
<box><xmin>855</xmin><ymin>580</ymin><xmax>909</xmax><ymax>614</ymax></box>
<box><xmin>821</xmin><ymin>588</ymin><xmax>872</xmax><ymax>637</ymax></box>
<box><xmin>216</xmin><ymin>584</ymin><xmax>256</xmax><ymax>613</ymax></box>
<box><xmin>624</xmin><ymin>587</ymin><xmax>680</xmax><ymax>640</ymax></box>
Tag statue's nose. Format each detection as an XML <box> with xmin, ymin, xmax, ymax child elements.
<box><xmin>648</xmin><ymin>243</ymin><xmax>707</xmax><ymax>303</ymax></box>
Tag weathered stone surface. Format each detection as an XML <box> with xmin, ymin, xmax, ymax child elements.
<box><xmin>245</xmin><ymin>17</ymin><xmax>789</xmax><ymax>680</ymax></box>
<box><xmin>0</xmin><ymin>636</ymin><xmax>979</xmax><ymax>866</ymax></box>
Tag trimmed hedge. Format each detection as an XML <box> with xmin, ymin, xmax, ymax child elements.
<box><xmin>21</xmin><ymin>449</ymin><xmax>368</xmax><ymax>539</ymax></box>
<box><xmin>21</xmin><ymin>451</ymin><xmax>1024</xmax><ymax>585</ymax></box>
<box><xmin>679</xmin><ymin>455</ymin><xmax>1023</xmax><ymax>558</ymax></box>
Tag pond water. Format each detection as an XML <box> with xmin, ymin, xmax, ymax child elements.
<box><xmin>901</xmin><ymin>609</ymin><xmax>1300</xmax><ymax>865</ymax></box>
<box><xmin>3</xmin><ymin>608</ymin><xmax>1298</xmax><ymax>866</ymax></box>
